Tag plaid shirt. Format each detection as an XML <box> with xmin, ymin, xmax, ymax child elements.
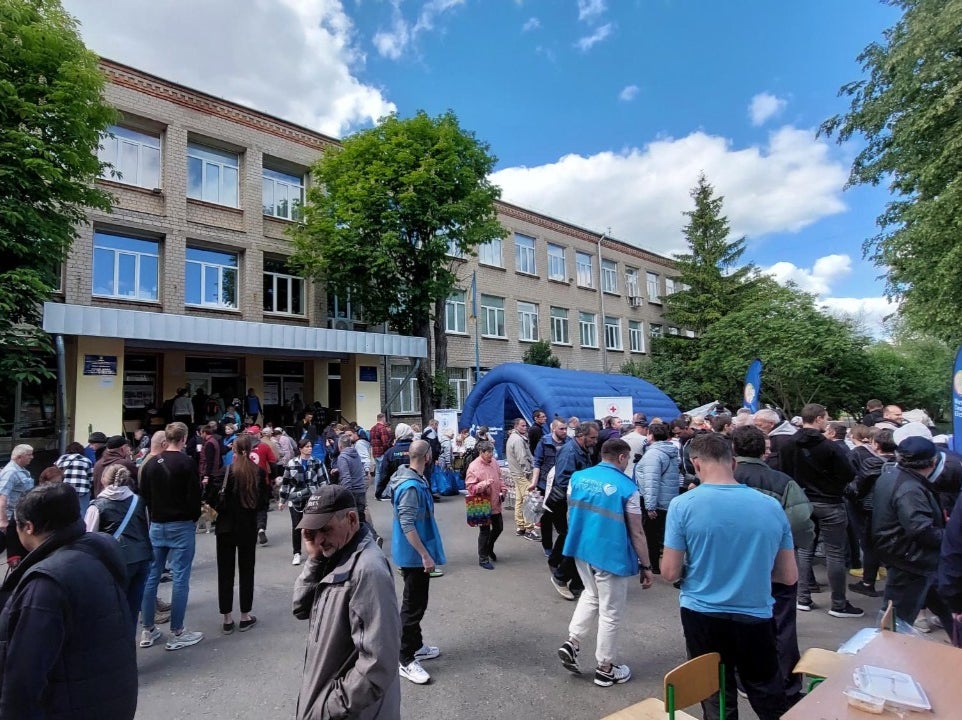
<box><xmin>369</xmin><ymin>422</ymin><xmax>394</xmax><ymax>459</ymax></box>
<box><xmin>54</xmin><ymin>452</ymin><xmax>93</xmax><ymax>494</ymax></box>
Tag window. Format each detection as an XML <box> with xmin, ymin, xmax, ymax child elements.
<box><xmin>446</xmin><ymin>291</ymin><xmax>467</xmax><ymax>333</ymax></box>
<box><xmin>550</xmin><ymin>307</ymin><xmax>569</xmax><ymax>345</ymax></box>
<box><xmin>187</xmin><ymin>142</ymin><xmax>239</xmax><ymax>207</ymax></box>
<box><xmin>447</xmin><ymin>368</ymin><xmax>469</xmax><ymax>411</ymax></box>
<box><xmin>602</xmin><ymin>260</ymin><xmax>618</xmax><ymax>294</ymax></box>
<box><xmin>390</xmin><ymin>364</ymin><xmax>420</xmax><ymax>414</ymax></box>
<box><xmin>685</xmin><ymin>329</ymin><xmax>696</xmax><ymax>338</ymax></box>
<box><xmin>548</xmin><ymin>243</ymin><xmax>566</xmax><ymax>281</ymax></box>
<box><xmin>262</xmin><ymin>167</ymin><xmax>303</xmax><ymax>221</ymax></box>
<box><xmin>665</xmin><ymin>277</ymin><xmax>676</xmax><ymax>296</ymax></box>
<box><xmin>625</xmin><ymin>267</ymin><xmax>640</xmax><ymax>297</ymax></box>
<box><xmin>669</xmin><ymin>326</ymin><xmax>680</xmax><ymax>335</ymax></box>
<box><xmin>186</xmin><ymin>246</ymin><xmax>238</xmax><ymax>308</ymax></box>
<box><xmin>478</xmin><ymin>238</ymin><xmax>503</xmax><ymax>267</ymax></box>
<box><xmin>517</xmin><ymin>301</ymin><xmax>539</xmax><ymax>341</ymax></box>
<box><xmin>92</xmin><ymin>231</ymin><xmax>159</xmax><ymax>301</ymax></box>
<box><xmin>576</xmin><ymin>252</ymin><xmax>593</xmax><ymax>287</ymax></box>
<box><xmin>98</xmin><ymin>125</ymin><xmax>161</xmax><ymax>189</ymax></box>
<box><xmin>263</xmin><ymin>257</ymin><xmax>304</xmax><ymax>315</ymax></box>
<box><xmin>515</xmin><ymin>233</ymin><xmax>536</xmax><ymax>275</ymax></box>
<box><xmin>604</xmin><ymin>316</ymin><xmax>622</xmax><ymax>350</ymax></box>
<box><xmin>579</xmin><ymin>312</ymin><xmax>598</xmax><ymax>348</ymax></box>
<box><xmin>650</xmin><ymin>323</ymin><xmax>663</xmax><ymax>338</ymax></box>
<box><xmin>446</xmin><ymin>238</ymin><xmax>464</xmax><ymax>259</ymax></box>
<box><xmin>646</xmin><ymin>271</ymin><xmax>661</xmax><ymax>303</ymax></box>
<box><xmin>480</xmin><ymin>295</ymin><xmax>506</xmax><ymax>337</ymax></box>
<box><xmin>629</xmin><ymin>320</ymin><xmax>645</xmax><ymax>353</ymax></box>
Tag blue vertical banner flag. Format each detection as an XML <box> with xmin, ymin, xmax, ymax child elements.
<box><xmin>742</xmin><ymin>359</ymin><xmax>763</xmax><ymax>413</ymax></box>
<box><xmin>952</xmin><ymin>346</ymin><xmax>962</xmax><ymax>451</ymax></box>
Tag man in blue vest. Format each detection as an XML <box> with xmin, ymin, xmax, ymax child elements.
<box><xmin>557</xmin><ymin>438</ymin><xmax>654</xmax><ymax>688</ymax></box>
<box><xmin>386</xmin><ymin>439</ymin><xmax>446</xmax><ymax>686</ymax></box>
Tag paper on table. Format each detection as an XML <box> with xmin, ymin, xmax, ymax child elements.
<box><xmin>853</xmin><ymin>665</ymin><xmax>932</xmax><ymax>712</ymax></box>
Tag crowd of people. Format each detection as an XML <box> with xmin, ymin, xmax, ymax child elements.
<box><xmin>1</xmin><ymin>396</ymin><xmax>962</xmax><ymax>718</ymax></box>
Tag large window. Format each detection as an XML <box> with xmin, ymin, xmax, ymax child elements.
<box><xmin>646</xmin><ymin>271</ymin><xmax>661</xmax><ymax>303</ymax></box>
<box><xmin>98</xmin><ymin>125</ymin><xmax>161</xmax><ymax>189</ymax></box>
<box><xmin>481</xmin><ymin>295</ymin><xmax>506</xmax><ymax>337</ymax></box>
<box><xmin>576</xmin><ymin>252</ymin><xmax>594</xmax><ymax>287</ymax></box>
<box><xmin>478</xmin><ymin>238</ymin><xmax>503</xmax><ymax>267</ymax></box>
<box><xmin>579</xmin><ymin>312</ymin><xmax>598</xmax><ymax>348</ymax></box>
<box><xmin>187</xmin><ymin>142</ymin><xmax>239</xmax><ymax>207</ymax></box>
<box><xmin>665</xmin><ymin>277</ymin><xmax>676</xmax><ymax>296</ymax></box>
<box><xmin>547</xmin><ymin>243</ymin><xmax>566</xmax><ymax>281</ymax></box>
<box><xmin>262</xmin><ymin>167</ymin><xmax>303</xmax><ymax>221</ymax></box>
<box><xmin>517</xmin><ymin>301</ymin><xmax>539</xmax><ymax>341</ymax></box>
<box><xmin>604</xmin><ymin>316</ymin><xmax>622</xmax><ymax>350</ymax></box>
<box><xmin>186</xmin><ymin>246</ymin><xmax>238</xmax><ymax>309</ymax></box>
<box><xmin>446</xmin><ymin>238</ymin><xmax>465</xmax><ymax>259</ymax></box>
<box><xmin>447</xmin><ymin>368</ymin><xmax>469</xmax><ymax>411</ymax></box>
<box><xmin>446</xmin><ymin>291</ymin><xmax>467</xmax><ymax>333</ymax></box>
<box><xmin>263</xmin><ymin>257</ymin><xmax>304</xmax><ymax>315</ymax></box>
<box><xmin>550</xmin><ymin>307</ymin><xmax>569</xmax><ymax>345</ymax></box>
<box><xmin>625</xmin><ymin>267</ymin><xmax>640</xmax><ymax>297</ymax></box>
<box><xmin>390</xmin><ymin>364</ymin><xmax>420</xmax><ymax>414</ymax></box>
<box><xmin>92</xmin><ymin>231</ymin><xmax>159</xmax><ymax>301</ymax></box>
<box><xmin>650</xmin><ymin>323</ymin><xmax>663</xmax><ymax>339</ymax></box>
<box><xmin>515</xmin><ymin>233</ymin><xmax>536</xmax><ymax>275</ymax></box>
<box><xmin>629</xmin><ymin>320</ymin><xmax>645</xmax><ymax>352</ymax></box>
<box><xmin>602</xmin><ymin>260</ymin><xmax>618</xmax><ymax>294</ymax></box>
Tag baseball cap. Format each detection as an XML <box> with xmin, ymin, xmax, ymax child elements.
<box><xmin>88</xmin><ymin>431</ymin><xmax>108</xmax><ymax>444</ymax></box>
<box><xmin>296</xmin><ymin>485</ymin><xmax>357</xmax><ymax>530</ymax></box>
<box><xmin>896</xmin><ymin>436</ymin><xmax>937</xmax><ymax>464</ymax></box>
<box><xmin>247</xmin><ymin>424</ymin><xmax>261</xmax><ymax>435</ymax></box>
<box><xmin>893</xmin><ymin>421</ymin><xmax>933</xmax><ymax>445</ymax></box>
<box><xmin>106</xmin><ymin>435</ymin><xmax>127</xmax><ymax>450</ymax></box>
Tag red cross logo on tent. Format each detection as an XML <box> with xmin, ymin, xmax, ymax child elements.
<box><xmin>608</xmin><ymin>403</ymin><xmax>619</xmax><ymax>415</ymax></box>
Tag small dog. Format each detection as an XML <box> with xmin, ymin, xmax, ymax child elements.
<box><xmin>196</xmin><ymin>503</ymin><xmax>217</xmax><ymax>534</ymax></box>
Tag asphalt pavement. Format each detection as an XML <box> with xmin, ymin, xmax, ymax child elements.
<box><xmin>134</xmin><ymin>492</ymin><xmax>892</xmax><ymax>720</ymax></box>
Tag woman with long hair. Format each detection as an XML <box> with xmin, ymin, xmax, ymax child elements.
<box><xmin>216</xmin><ymin>433</ymin><xmax>270</xmax><ymax>633</ymax></box>
<box><xmin>279</xmin><ymin>437</ymin><xmax>328</xmax><ymax>565</ymax></box>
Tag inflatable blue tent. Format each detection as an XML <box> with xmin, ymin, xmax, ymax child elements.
<box><xmin>459</xmin><ymin>363</ymin><xmax>681</xmax><ymax>453</ymax></box>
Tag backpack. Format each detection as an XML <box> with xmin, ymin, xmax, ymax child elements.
<box><xmin>205</xmin><ymin>397</ymin><xmax>219</xmax><ymax>417</ymax></box>
<box><xmin>460</xmin><ymin>445</ymin><xmax>480</xmax><ymax>480</ymax></box>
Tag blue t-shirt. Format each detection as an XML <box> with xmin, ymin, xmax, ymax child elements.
<box><xmin>664</xmin><ymin>483</ymin><xmax>793</xmax><ymax>619</ymax></box>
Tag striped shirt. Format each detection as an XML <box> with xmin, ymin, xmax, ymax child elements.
<box><xmin>55</xmin><ymin>452</ymin><xmax>94</xmax><ymax>494</ymax></box>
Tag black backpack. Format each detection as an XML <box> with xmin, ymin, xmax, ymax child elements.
<box><xmin>460</xmin><ymin>445</ymin><xmax>480</xmax><ymax>480</ymax></box>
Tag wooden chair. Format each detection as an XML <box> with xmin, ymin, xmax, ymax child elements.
<box><xmin>793</xmin><ymin>647</ymin><xmax>845</xmax><ymax>693</ymax></box>
<box><xmin>600</xmin><ymin>652</ymin><xmax>724</xmax><ymax>720</ymax></box>
<box><xmin>879</xmin><ymin>599</ymin><xmax>895</xmax><ymax>632</ymax></box>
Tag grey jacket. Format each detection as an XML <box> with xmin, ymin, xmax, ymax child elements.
<box><xmin>506</xmin><ymin>431</ymin><xmax>533</xmax><ymax>476</ymax></box>
<box><xmin>292</xmin><ymin>527</ymin><xmax>401</xmax><ymax>720</ymax></box>
<box><xmin>636</xmin><ymin>440</ymin><xmax>680</xmax><ymax>511</ymax></box>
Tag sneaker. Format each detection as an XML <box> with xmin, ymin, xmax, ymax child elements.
<box><xmin>479</xmin><ymin>560</ymin><xmax>495</xmax><ymax>570</ymax></box>
<box><xmin>139</xmin><ymin>626</ymin><xmax>164</xmax><ymax>648</ymax></box>
<box><xmin>550</xmin><ymin>575</ymin><xmax>576</xmax><ymax>601</ymax></box>
<box><xmin>399</xmin><ymin>659</ymin><xmax>431</xmax><ymax>685</ymax></box>
<box><xmin>524</xmin><ymin>530</ymin><xmax>541</xmax><ymax>542</ymax></box>
<box><xmin>292</xmin><ymin>553</ymin><xmax>302</xmax><ymax>566</ymax></box>
<box><xmin>796</xmin><ymin>599</ymin><xmax>816</xmax><ymax>612</ymax></box>
<box><xmin>257</xmin><ymin>529</ymin><xmax>268</xmax><ymax>545</ymax></box>
<box><xmin>930</xmin><ymin>615</ymin><xmax>944</xmax><ymax>630</ymax></box>
<box><xmin>165</xmin><ymin>630</ymin><xmax>204</xmax><ymax>650</ymax></box>
<box><xmin>154</xmin><ymin>610</ymin><xmax>171</xmax><ymax>625</ymax></box>
<box><xmin>594</xmin><ymin>663</ymin><xmax>631</xmax><ymax>687</ymax></box>
<box><xmin>914</xmin><ymin>617</ymin><xmax>932</xmax><ymax>633</ymax></box>
<box><xmin>848</xmin><ymin>580</ymin><xmax>879</xmax><ymax>597</ymax></box>
<box><xmin>428</xmin><ymin>568</ymin><xmax>444</xmax><ymax>578</ymax></box>
<box><xmin>515</xmin><ymin>527</ymin><xmax>526</xmax><ymax>536</ymax></box>
<box><xmin>828</xmin><ymin>602</ymin><xmax>864</xmax><ymax>618</ymax></box>
<box><xmin>414</xmin><ymin>644</ymin><xmax>441</xmax><ymax>661</ymax></box>
<box><xmin>558</xmin><ymin>640</ymin><xmax>580</xmax><ymax>674</ymax></box>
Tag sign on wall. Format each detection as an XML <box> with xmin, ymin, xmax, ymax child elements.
<box><xmin>84</xmin><ymin>355</ymin><xmax>118</xmax><ymax>376</ymax></box>
<box><xmin>434</xmin><ymin>409</ymin><xmax>458</xmax><ymax>436</ymax></box>
<box><xmin>592</xmin><ymin>396</ymin><xmax>634</xmax><ymax>424</ymax></box>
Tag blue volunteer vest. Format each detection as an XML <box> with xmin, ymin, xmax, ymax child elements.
<box><xmin>563</xmin><ymin>462</ymin><xmax>639</xmax><ymax>576</ymax></box>
<box><xmin>391</xmin><ymin>477</ymin><xmax>447</xmax><ymax>568</ymax></box>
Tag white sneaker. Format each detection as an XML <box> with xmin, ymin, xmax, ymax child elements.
<box><xmin>414</xmin><ymin>644</ymin><xmax>441</xmax><ymax>661</ymax></box>
<box><xmin>594</xmin><ymin>663</ymin><xmax>632</xmax><ymax>687</ymax></box>
<box><xmin>165</xmin><ymin>630</ymin><xmax>204</xmax><ymax>651</ymax></box>
<box><xmin>292</xmin><ymin>553</ymin><xmax>302</xmax><ymax>566</ymax></box>
<box><xmin>139</xmin><ymin>626</ymin><xmax>164</xmax><ymax>648</ymax></box>
<box><xmin>399</xmin><ymin>659</ymin><xmax>431</xmax><ymax>685</ymax></box>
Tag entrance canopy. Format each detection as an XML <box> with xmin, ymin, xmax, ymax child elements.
<box><xmin>459</xmin><ymin>363</ymin><xmax>681</xmax><ymax>452</ymax></box>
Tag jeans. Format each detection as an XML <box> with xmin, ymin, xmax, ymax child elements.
<box><xmin>256</xmin><ymin>509</ymin><xmax>267</xmax><ymax>532</ymax></box>
<box><xmin>216</xmin><ymin>529</ymin><xmax>257</xmax><ymax>615</ymax></box>
<box><xmin>847</xmin><ymin>500</ymin><xmax>880</xmax><ymax>586</ymax></box>
<box><xmin>142</xmin><ymin>520</ymin><xmax>197</xmax><ymax>632</ymax></box>
<box><xmin>569</xmin><ymin>559</ymin><xmax>630</xmax><ymax>666</ymax></box>
<box><xmin>796</xmin><ymin>501</ymin><xmax>849</xmax><ymax>610</ymax></box>
<box><xmin>353</xmin><ymin>491</ymin><xmax>378</xmax><ymax>538</ymax></box>
<box><xmin>400</xmin><ymin>567</ymin><xmax>431</xmax><ymax>665</ymax></box>
<box><xmin>644</xmin><ymin>511</ymin><xmax>668</xmax><ymax>574</ymax></box>
<box><xmin>883</xmin><ymin>567</ymin><xmax>954</xmax><ymax>634</ymax></box>
<box><xmin>126</xmin><ymin>559</ymin><xmax>151</xmax><ymax>634</ymax></box>
<box><xmin>680</xmin><ymin>607</ymin><xmax>788</xmax><ymax>720</ymax></box>
<box><xmin>289</xmin><ymin>506</ymin><xmax>304</xmax><ymax>555</ymax></box>
<box><xmin>478</xmin><ymin>512</ymin><xmax>503</xmax><ymax>562</ymax></box>
<box><xmin>547</xmin><ymin>503</ymin><xmax>584</xmax><ymax>592</ymax></box>
<box><xmin>76</xmin><ymin>491</ymin><xmax>91</xmax><ymax>517</ymax></box>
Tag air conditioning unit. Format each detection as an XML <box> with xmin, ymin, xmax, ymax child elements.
<box><xmin>330</xmin><ymin>318</ymin><xmax>353</xmax><ymax>331</ymax></box>
<box><xmin>628</xmin><ymin>296</ymin><xmax>643</xmax><ymax>307</ymax></box>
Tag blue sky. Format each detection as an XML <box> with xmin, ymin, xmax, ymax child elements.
<box><xmin>65</xmin><ymin>0</ymin><xmax>902</xmax><ymax>330</ymax></box>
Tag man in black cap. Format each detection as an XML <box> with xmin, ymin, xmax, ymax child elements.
<box><xmin>872</xmin><ymin>435</ymin><xmax>954</xmax><ymax>634</ymax></box>
<box><xmin>84</xmin><ymin>431</ymin><xmax>108</xmax><ymax>464</ymax></box>
<box><xmin>292</xmin><ymin>485</ymin><xmax>400</xmax><ymax>719</ymax></box>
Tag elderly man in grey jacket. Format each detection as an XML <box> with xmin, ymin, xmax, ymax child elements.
<box><xmin>293</xmin><ymin>485</ymin><xmax>400</xmax><ymax>720</ymax></box>
<box><xmin>506</xmin><ymin>417</ymin><xmax>536</xmax><ymax>540</ymax></box>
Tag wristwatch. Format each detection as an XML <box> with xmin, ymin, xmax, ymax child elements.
<box><xmin>639</xmin><ymin>564</ymin><xmax>652</xmax><ymax>572</ymax></box>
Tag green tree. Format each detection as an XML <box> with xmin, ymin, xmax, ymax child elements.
<box><xmin>522</xmin><ymin>339</ymin><xmax>560</xmax><ymax>368</ymax></box>
<box><xmin>864</xmin><ymin>331</ymin><xmax>953</xmax><ymax>420</ymax></box>
<box><xmin>822</xmin><ymin>0</ymin><xmax>962</xmax><ymax>344</ymax></box>
<box><xmin>291</xmin><ymin>110</ymin><xmax>504</xmax><ymax>422</ymax></box>
<box><xmin>0</xmin><ymin>0</ymin><xmax>115</xmax><ymax>384</ymax></box>
<box><xmin>623</xmin><ymin>337</ymin><xmax>703</xmax><ymax>410</ymax></box>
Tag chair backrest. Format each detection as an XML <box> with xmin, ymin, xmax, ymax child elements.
<box><xmin>664</xmin><ymin>652</ymin><xmax>722</xmax><ymax>710</ymax></box>
<box><xmin>879</xmin><ymin>599</ymin><xmax>895</xmax><ymax>632</ymax></box>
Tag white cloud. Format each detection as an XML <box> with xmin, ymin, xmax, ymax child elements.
<box><xmin>522</xmin><ymin>17</ymin><xmax>541</xmax><ymax>32</ymax></box>
<box><xmin>373</xmin><ymin>0</ymin><xmax>466</xmax><ymax>60</ymax></box>
<box><xmin>491</xmin><ymin>126</ymin><xmax>848</xmax><ymax>256</ymax></box>
<box><xmin>576</xmin><ymin>22</ymin><xmax>613</xmax><ymax>51</ymax></box>
<box><xmin>64</xmin><ymin>0</ymin><xmax>395</xmax><ymax>137</ymax></box>
<box><xmin>578</xmin><ymin>0</ymin><xmax>607</xmax><ymax>22</ymax></box>
<box><xmin>749</xmin><ymin>92</ymin><xmax>787</xmax><ymax>127</ymax></box>
<box><xmin>764</xmin><ymin>254</ymin><xmax>852</xmax><ymax>295</ymax></box>
<box><xmin>819</xmin><ymin>296</ymin><xmax>899</xmax><ymax>337</ymax></box>
<box><xmin>619</xmin><ymin>84</ymin><xmax>639</xmax><ymax>102</ymax></box>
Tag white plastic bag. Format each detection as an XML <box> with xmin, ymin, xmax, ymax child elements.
<box><xmin>522</xmin><ymin>490</ymin><xmax>544</xmax><ymax>525</ymax></box>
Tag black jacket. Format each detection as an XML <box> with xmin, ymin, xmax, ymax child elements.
<box><xmin>778</xmin><ymin>428</ymin><xmax>853</xmax><ymax>503</ymax></box>
<box><xmin>939</xmin><ymin>491</ymin><xmax>962</xmax><ymax>612</ymax></box>
<box><xmin>872</xmin><ymin>464</ymin><xmax>944</xmax><ymax>575</ymax></box>
<box><xmin>140</xmin><ymin>451</ymin><xmax>202</xmax><ymax>523</ymax></box>
<box><xmin>375</xmin><ymin>440</ymin><xmax>413</xmax><ymax>499</ymax></box>
<box><xmin>0</xmin><ymin>521</ymin><xmax>137</xmax><ymax>720</ymax></box>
